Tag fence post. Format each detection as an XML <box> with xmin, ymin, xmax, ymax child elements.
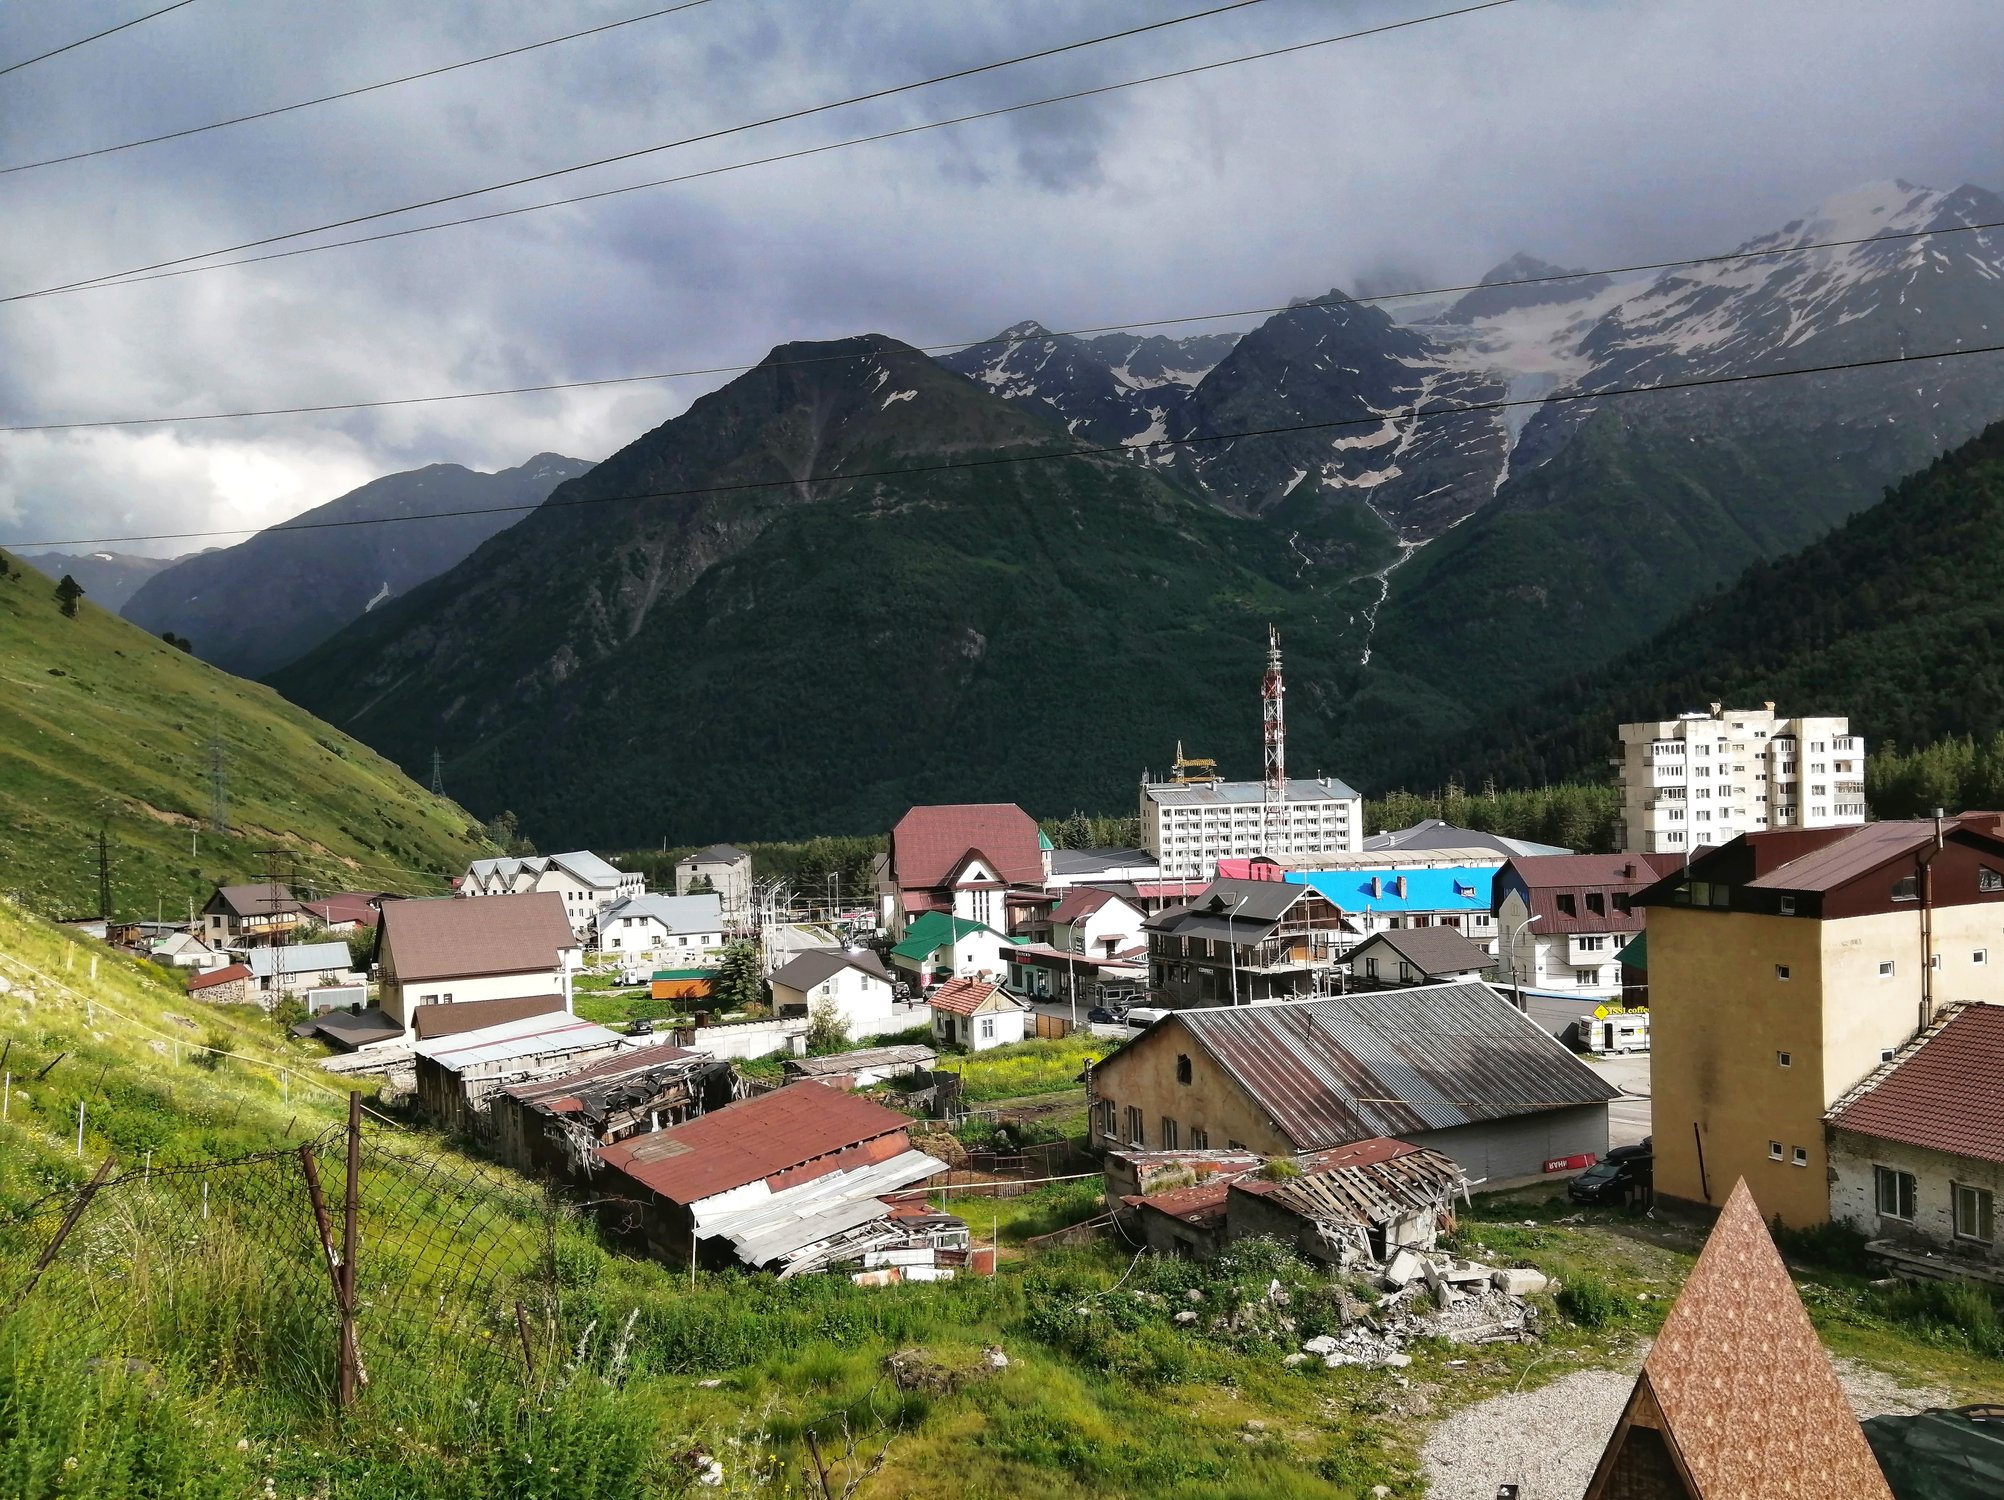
<box><xmin>341</xmin><ymin>1092</ymin><xmax>363</xmax><ymax>1407</ymax></box>
<box><xmin>11</xmin><ymin>1155</ymin><xmax>117</xmax><ymax>1308</ymax></box>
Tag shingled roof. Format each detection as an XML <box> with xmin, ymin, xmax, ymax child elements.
<box><xmin>1583</xmin><ymin>1178</ymin><xmax>1893</xmax><ymax>1499</ymax></box>
<box><xmin>379</xmin><ymin>892</ymin><xmax>576</xmax><ymax>982</ymax></box>
<box><xmin>888</xmin><ymin>803</ymin><xmax>1044</xmax><ymax>889</ymax></box>
<box><xmin>1829</xmin><ymin>1002</ymin><xmax>2004</xmax><ymax>1166</ymax></box>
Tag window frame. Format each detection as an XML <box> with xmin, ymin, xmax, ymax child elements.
<box><xmin>1873</xmin><ymin>1165</ymin><xmax>1917</xmax><ymax>1221</ymax></box>
<box><xmin>1953</xmin><ymin>1183</ymin><xmax>1996</xmax><ymax>1243</ymax></box>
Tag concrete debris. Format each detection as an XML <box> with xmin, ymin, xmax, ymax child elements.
<box><xmin>1283</xmin><ymin>1352</ymin><xmax>1310</xmax><ymax>1366</ymax></box>
<box><xmin>1382</xmin><ymin>1249</ymin><xmax>1425</xmax><ymax>1289</ymax></box>
<box><xmin>1185</xmin><ymin>1288</ymin><xmax>1206</xmax><ymax>1303</ymax></box>
<box><xmin>983</xmin><ymin>1345</ymin><xmax>1009</xmax><ymax>1370</ymax></box>
<box><xmin>1491</xmin><ymin>1267</ymin><xmax>1549</xmax><ymax>1297</ymax></box>
<box><xmin>1286</xmin><ymin>1247</ymin><xmax>1546</xmax><ymax>1367</ymax></box>
<box><xmin>696</xmin><ymin>1378</ymin><xmax>723</xmax><ymax>1389</ymax></box>
<box><xmin>1175</xmin><ymin>1310</ymin><xmax>1200</xmax><ymax>1325</ymax></box>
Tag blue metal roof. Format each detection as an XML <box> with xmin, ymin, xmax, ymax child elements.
<box><xmin>1284</xmin><ymin>865</ymin><xmax>1494</xmax><ymax>914</ymax></box>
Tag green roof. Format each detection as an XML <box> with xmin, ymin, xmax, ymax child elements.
<box><xmin>1617</xmin><ymin>932</ymin><xmax>1646</xmax><ymax>970</ymax></box>
<box><xmin>891</xmin><ymin>911</ymin><xmax>1018</xmax><ymax>961</ymax></box>
<box><xmin>651</xmin><ymin>967</ymin><xmax>718</xmax><ymax>981</ymax></box>
<box><xmin>1038</xmin><ymin>829</ymin><xmax>1054</xmax><ymax>850</ymax></box>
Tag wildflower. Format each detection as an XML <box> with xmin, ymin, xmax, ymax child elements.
<box><xmin>63</xmin><ymin>1458</ymin><xmax>78</xmax><ymax>1472</ymax></box>
<box><xmin>236</xmin><ymin>1439</ymin><xmax>250</xmax><ymax>1452</ymax></box>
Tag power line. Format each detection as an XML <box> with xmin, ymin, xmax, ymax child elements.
<box><xmin>0</xmin><ymin>1</ymin><xmax>722</xmax><ymax>178</ymax></box>
<box><xmin>6</xmin><ymin>214</ymin><xmax>1998</xmax><ymax>434</ymax></box>
<box><xmin>5</xmin><ymin>0</ymin><xmax>1518</xmax><ymax>305</ymax></box>
<box><xmin>9</xmin><ymin>338</ymin><xmax>1998</xmax><ymax>551</ymax></box>
<box><xmin>0</xmin><ymin>0</ymin><xmax>200</xmax><ymax>80</ymax></box>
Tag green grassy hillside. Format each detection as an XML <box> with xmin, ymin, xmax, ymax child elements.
<box><xmin>0</xmin><ymin>548</ymin><xmax>491</xmax><ymax>918</ymax></box>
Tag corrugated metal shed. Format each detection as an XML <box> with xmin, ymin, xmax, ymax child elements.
<box><xmin>1171</xmin><ymin>982</ymin><xmax>1619</xmax><ymax>1149</ymax></box>
<box><xmin>413</xmin><ymin>1012</ymin><xmax>623</xmax><ymax>1070</ymax></box>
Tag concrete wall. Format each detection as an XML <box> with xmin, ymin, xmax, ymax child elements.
<box><xmin>1089</xmin><ymin>1021</ymin><xmax>1292</xmax><ymax>1155</ymax></box>
<box><xmin>1829</xmin><ymin>1129</ymin><xmax>2004</xmax><ymax>1265</ymax></box>
<box><xmin>1652</xmin><ymin>902</ymin><xmax>1994</xmax><ymax>1227</ymax></box>
<box><xmin>684</xmin><ymin>1016</ymin><xmax>808</xmax><ymax>1061</ymax></box>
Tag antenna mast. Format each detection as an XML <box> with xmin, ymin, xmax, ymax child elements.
<box><xmin>1261</xmin><ymin>625</ymin><xmax>1286</xmax><ymax>854</ymax></box>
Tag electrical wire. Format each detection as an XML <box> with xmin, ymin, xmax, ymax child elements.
<box><xmin>9</xmin><ymin>337</ymin><xmax>1999</xmax><ymax>551</ymax></box>
<box><xmin>3</xmin><ymin>0</ymin><xmax>1518</xmax><ymax>304</ymax></box>
<box><xmin>6</xmin><ymin>213</ymin><xmax>1999</xmax><ymax>434</ymax></box>
<box><xmin>0</xmin><ymin>0</ymin><xmax>200</xmax><ymax>80</ymax></box>
<box><xmin>0</xmin><ymin>1</ymin><xmax>723</xmax><ymax>177</ymax></box>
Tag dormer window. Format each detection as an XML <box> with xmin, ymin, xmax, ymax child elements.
<box><xmin>1556</xmin><ymin>894</ymin><xmax>1577</xmax><ymax>917</ymax></box>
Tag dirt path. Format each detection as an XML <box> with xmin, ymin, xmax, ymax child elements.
<box><xmin>1419</xmin><ymin>1343</ymin><xmax>1951</xmax><ymax>1498</ymax></box>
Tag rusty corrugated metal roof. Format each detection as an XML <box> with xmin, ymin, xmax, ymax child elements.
<box><xmin>1171</xmin><ymin>983</ymin><xmax>1618</xmax><ymax>1150</ymax></box>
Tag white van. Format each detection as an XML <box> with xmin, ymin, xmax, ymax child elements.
<box><xmin>1123</xmin><ymin>1006</ymin><xmax>1172</xmax><ymax>1029</ymax></box>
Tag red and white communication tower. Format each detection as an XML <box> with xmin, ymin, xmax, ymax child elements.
<box><xmin>1261</xmin><ymin>624</ymin><xmax>1286</xmax><ymax>853</ymax></box>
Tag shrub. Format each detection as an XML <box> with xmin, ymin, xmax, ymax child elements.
<box><xmin>1771</xmin><ymin>1216</ymin><xmax>1875</xmax><ymax>1275</ymax></box>
<box><xmin>1557</xmin><ymin>1273</ymin><xmax>1632</xmax><ymax>1327</ymax></box>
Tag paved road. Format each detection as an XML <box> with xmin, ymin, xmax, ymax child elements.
<box><xmin>1584</xmin><ymin>1052</ymin><xmax>1652</xmax><ymax>1151</ymax></box>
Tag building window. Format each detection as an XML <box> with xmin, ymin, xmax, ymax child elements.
<box><xmin>1779</xmin><ymin>895</ymin><xmax>1796</xmax><ymax>915</ymax></box>
<box><xmin>1190</xmin><ymin>1126</ymin><xmax>1208</xmax><ymax>1149</ymax></box>
<box><xmin>1769</xmin><ymin>1141</ymin><xmax>1784</xmax><ymax>1160</ymax></box>
<box><xmin>1892</xmin><ymin>875</ymin><xmax>1918</xmax><ymax>901</ymax></box>
<box><xmin>1977</xmin><ymin>950</ymin><xmax>1990</xmax><ymax>966</ymax></box>
<box><xmin>1982</xmin><ymin>866</ymin><xmax>2004</xmax><ymax>893</ymax></box>
<box><xmin>1160</xmin><ymin>1117</ymin><xmax>1179</xmax><ymax>1150</ymax></box>
<box><xmin>979</xmin><ymin>1018</ymin><xmax>996</xmax><ymax>1041</ymax></box>
<box><xmin>1792</xmin><ymin>1147</ymin><xmax>1809</xmax><ymax>1167</ymax></box>
<box><xmin>1777</xmin><ymin>1051</ymin><xmax>1792</xmax><ymax>1068</ymax></box>
<box><xmin>1576</xmin><ymin>968</ymin><xmax>1601</xmax><ymax>986</ymax></box>
<box><xmin>1125</xmin><ymin>1106</ymin><xmax>1143</xmax><ymax>1147</ymax></box>
<box><xmin>1953</xmin><ymin>1184</ymin><xmax>1995</xmax><ymax>1243</ymax></box>
<box><xmin>1877</xmin><ymin>960</ymin><xmax>1896</xmax><ymax>978</ymax></box>
<box><xmin>1874</xmin><ymin>1166</ymin><xmax>1917</xmax><ymax>1221</ymax></box>
<box><xmin>1775</xmin><ymin>965</ymin><xmax>1791</xmax><ymax>981</ymax></box>
<box><xmin>1099</xmin><ymin>1100</ymin><xmax>1118</xmax><ymax>1138</ymax></box>
<box><xmin>1176</xmin><ymin>1053</ymin><xmax>1193</xmax><ymax>1085</ymax></box>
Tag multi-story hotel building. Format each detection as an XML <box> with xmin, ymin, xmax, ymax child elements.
<box><xmin>1615</xmin><ymin>704</ymin><xmax>1865</xmax><ymax>855</ymax></box>
<box><xmin>1139</xmin><ymin>774</ymin><xmax>1363</xmax><ymax>881</ymax></box>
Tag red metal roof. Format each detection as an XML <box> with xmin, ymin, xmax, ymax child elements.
<box><xmin>1498</xmin><ymin>853</ymin><xmax>1675</xmax><ymax>936</ymax></box>
<box><xmin>1051</xmin><ymin>886</ymin><xmax>1126</xmax><ymax>924</ymax></box>
<box><xmin>1744</xmin><ymin>821</ymin><xmax>1939</xmax><ymax>892</ymax></box>
<box><xmin>926</xmin><ymin>976</ymin><xmax>1020</xmax><ymax>1016</ymax></box>
<box><xmin>1829</xmin><ymin>1002</ymin><xmax>2004</xmax><ymax>1165</ymax></box>
<box><xmin>597</xmin><ymin>1082</ymin><xmax>911</xmax><ymax>1204</ymax></box>
<box><xmin>889</xmin><ymin>804</ymin><xmax>1044</xmax><ymax>891</ymax></box>
<box><xmin>188</xmin><ymin>962</ymin><xmax>252</xmax><ymax>990</ymax></box>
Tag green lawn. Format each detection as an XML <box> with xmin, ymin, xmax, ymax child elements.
<box><xmin>0</xmin><ymin>553</ymin><xmax>490</xmax><ymax>920</ymax></box>
<box><xmin>949</xmin><ymin>1034</ymin><xmax>1108</xmax><ymax>1103</ymax></box>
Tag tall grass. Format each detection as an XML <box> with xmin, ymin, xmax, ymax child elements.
<box><xmin>952</xmin><ymin>1035</ymin><xmax>1105</xmax><ymax>1102</ymax></box>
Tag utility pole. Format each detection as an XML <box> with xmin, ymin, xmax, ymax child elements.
<box><xmin>429</xmin><ymin>748</ymin><xmax>444</xmax><ymax>797</ymax></box>
<box><xmin>96</xmin><ymin>823</ymin><xmax>111</xmax><ymax>922</ymax></box>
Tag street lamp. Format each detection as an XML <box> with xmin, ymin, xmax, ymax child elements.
<box><xmin>1503</xmin><ymin>912</ymin><xmax>1543</xmax><ymax>1006</ymax></box>
<box><xmin>1225</xmin><ymin>895</ymin><xmax>1248</xmax><ymax>1006</ymax></box>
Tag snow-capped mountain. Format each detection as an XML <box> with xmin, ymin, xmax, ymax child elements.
<box><xmin>936</xmin><ymin>321</ymin><xmax>1236</xmax><ymax>446</ymax></box>
<box><xmin>1437</xmin><ymin>253</ymin><xmax>1615</xmax><ymax>324</ymax></box>
<box><xmin>1512</xmin><ymin>179</ymin><xmax>2004</xmax><ymax>466</ymax></box>
<box><xmin>1165</xmin><ymin>293</ymin><xmax>1510</xmax><ymax>540</ymax></box>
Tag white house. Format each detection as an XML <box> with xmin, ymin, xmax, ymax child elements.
<box><xmin>376</xmin><ymin>892</ymin><xmax>582</xmax><ymax>1039</ymax></box>
<box><xmin>888</xmin><ymin>912</ymin><xmax>1018</xmax><ymax>991</ymax></box>
<box><xmin>1491</xmin><ymin>854</ymin><xmax>1671</xmax><ymax>1005</ymax></box>
<box><xmin>459</xmin><ymin>851</ymin><xmax>644</xmax><ymax>939</ymax></box>
<box><xmin>247</xmin><ymin>941</ymin><xmax>360</xmax><ymax>997</ymax></box>
<box><xmin>1050</xmin><ymin>886</ymin><xmax>1147</xmax><ymax>961</ymax></box>
<box><xmin>768</xmin><ymin>947</ymin><xmax>898</xmax><ymax>1040</ymax></box>
<box><xmin>926</xmin><ymin>977</ymin><xmax>1030</xmax><ymax>1052</ymax></box>
<box><xmin>149</xmin><ymin>931</ymin><xmax>230</xmax><ymax>973</ymax></box>
<box><xmin>596</xmin><ymin>893</ymin><xmax>724</xmax><ymax>957</ymax></box>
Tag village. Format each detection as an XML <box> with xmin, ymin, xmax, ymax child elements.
<box><xmin>48</xmin><ymin>642</ymin><xmax>2003</xmax><ymax>1491</ymax></box>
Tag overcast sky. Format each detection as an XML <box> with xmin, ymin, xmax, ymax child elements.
<box><xmin>1</xmin><ymin>0</ymin><xmax>1998</xmax><ymax>556</ymax></box>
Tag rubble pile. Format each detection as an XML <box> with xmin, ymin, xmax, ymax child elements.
<box><xmin>1293</xmin><ymin>1248</ymin><xmax>1550</xmax><ymax>1369</ymax></box>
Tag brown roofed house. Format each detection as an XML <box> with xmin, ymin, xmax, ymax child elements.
<box><xmin>1582</xmin><ymin>1178</ymin><xmax>1893</xmax><ymax>1500</ymax></box>
<box><xmin>1345</xmin><ymin>926</ymin><xmax>1492</xmax><ymax>988</ymax></box>
<box><xmin>925</xmin><ymin>976</ymin><xmax>1029</xmax><ymax>1052</ymax></box>
<box><xmin>376</xmin><ymin>891</ymin><xmax>581</xmax><ymax>1038</ymax></box>
<box><xmin>201</xmin><ymin>881</ymin><xmax>301</xmax><ymax>949</ymax></box>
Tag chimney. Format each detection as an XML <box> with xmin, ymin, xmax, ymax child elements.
<box><xmin>1370</xmin><ymin>876</ymin><xmax>1382</xmax><ymax>898</ymax></box>
<box><xmin>1621</xmin><ymin>861</ymin><xmax>1636</xmax><ymax>879</ymax></box>
<box><xmin>1709</xmin><ymin>702</ymin><xmax>1722</xmax><ymax>718</ymax></box>
<box><xmin>1395</xmin><ymin>876</ymin><xmax>1408</xmax><ymax>898</ymax></box>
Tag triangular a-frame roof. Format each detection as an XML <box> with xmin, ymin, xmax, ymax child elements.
<box><xmin>1583</xmin><ymin>1179</ymin><xmax>1893</xmax><ymax>1500</ymax></box>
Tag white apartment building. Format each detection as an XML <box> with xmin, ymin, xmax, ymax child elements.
<box><xmin>1615</xmin><ymin>705</ymin><xmax>1865</xmax><ymax>855</ymax></box>
<box><xmin>459</xmin><ymin>851</ymin><xmax>645</xmax><ymax>940</ymax></box>
<box><xmin>1139</xmin><ymin>775</ymin><xmax>1363</xmax><ymax>880</ymax></box>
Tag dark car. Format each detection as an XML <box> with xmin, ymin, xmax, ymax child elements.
<box><xmin>627</xmin><ymin>1018</ymin><xmax>656</xmax><ymax>1036</ymax></box>
<box><xmin>1568</xmin><ymin>1148</ymin><xmax>1653</xmax><ymax>1205</ymax></box>
<box><xmin>1086</xmin><ymin>1005</ymin><xmax>1126</xmax><ymax>1025</ymax></box>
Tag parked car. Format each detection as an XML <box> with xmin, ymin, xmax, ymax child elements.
<box><xmin>1568</xmin><ymin>1146</ymin><xmax>1653</xmax><ymax>1204</ymax></box>
<box><xmin>1086</xmin><ymin>1005</ymin><xmax>1127</xmax><ymax>1025</ymax></box>
<box><xmin>627</xmin><ymin>1018</ymin><xmax>656</xmax><ymax>1036</ymax></box>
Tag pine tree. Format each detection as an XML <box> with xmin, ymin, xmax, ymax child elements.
<box><xmin>711</xmin><ymin>941</ymin><xmax>764</xmax><ymax>1014</ymax></box>
<box><xmin>53</xmin><ymin>573</ymin><xmax>84</xmax><ymax>618</ymax></box>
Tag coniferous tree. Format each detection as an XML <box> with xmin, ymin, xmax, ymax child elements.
<box><xmin>53</xmin><ymin>574</ymin><xmax>84</xmax><ymax>618</ymax></box>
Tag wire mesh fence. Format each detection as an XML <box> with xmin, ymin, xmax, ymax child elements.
<box><xmin>0</xmin><ymin>1096</ymin><xmax>604</xmax><ymax>1413</ymax></box>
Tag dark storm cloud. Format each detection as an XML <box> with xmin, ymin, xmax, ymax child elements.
<box><xmin>0</xmin><ymin>0</ymin><xmax>1998</xmax><ymax>554</ymax></box>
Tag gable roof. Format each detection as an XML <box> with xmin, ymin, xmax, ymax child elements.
<box><xmin>926</xmin><ymin>976</ymin><xmax>1025</xmax><ymax>1016</ymax></box>
<box><xmin>300</xmin><ymin>892</ymin><xmax>384</xmax><ymax>926</ymax></box>
<box><xmin>889</xmin><ymin>911</ymin><xmax>1011</xmax><ymax>961</ymax></box>
<box><xmin>411</xmin><ymin>993</ymin><xmax>566</xmax><ymax>1041</ymax></box>
<box><xmin>681</xmin><ymin>844</ymin><xmax>750</xmax><ymax>865</ymax></box>
<box><xmin>1584</xmin><ymin>1179</ymin><xmax>1893</xmax><ymax>1500</ymax></box>
<box><xmin>1365</xmin><ymin>819</ymin><xmax>1572</xmax><ymax>858</ymax></box>
<box><xmin>380</xmin><ymin>892</ymin><xmax>576</xmax><ymax>982</ymax></box>
<box><xmin>1828</xmin><ymin>1002</ymin><xmax>2004</xmax><ymax>1165</ymax></box>
<box><xmin>1348</xmin><ymin>926</ymin><xmax>1490</xmax><ymax>976</ymax></box>
<box><xmin>206</xmin><ymin>883</ymin><xmax>298</xmax><ymax>918</ymax></box>
<box><xmin>889</xmin><ymin>803</ymin><xmax>1044</xmax><ymax>889</ymax></box>
<box><xmin>1115</xmin><ymin>982</ymin><xmax>1616</xmax><ymax>1151</ymax></box>
<box><xmin>467</xmin><ymin>850</ymin><xmax>632</xmax><ymax>890</ymax></box>
<box><xmin>597</xmin><ymin>1081</ymin><xmax>911</xmax><ymax>1203</ymax></box>
<box><xmin>1495</xmin><ymin>853</ymin><xmax>1678</xmax><ymax>934</ymax></box>
<box><xmin>246</xmin><ymin>941</ymin><xmax>354</xmax><ymax>979</ymax></box>
<box><xmin>599</xmin><ymin>893</ymin><xmax>723</xmax><ymax>932</ymax></box>
<box><xmin>413</xmin><ymin>1010</ymin><xmax>622</xmax><ymax>1068</ymax></box>
<box><xmin>188</xmin><ymin>962</ymin><xmax>253</xmax><ymax>990</ymax></box>
<box><xmin>770</xmin><ymin>947</ymin><xmax>892</xmax><ymax>993</ymax></box>
<box><xmin>1051</xmin><ymin>885</ymin><xmax>1135</xmax><ymax>925</ymax></box>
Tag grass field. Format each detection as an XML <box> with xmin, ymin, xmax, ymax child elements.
<box><xmin>0</xmin><ymin>551</ymin><xmax>491</xmax><ymax>920</ymax></box>
<box><xmin>4</xmin><ymin>900</ymin><xmax>2000</xmax><ymax>1498</ymax></box>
